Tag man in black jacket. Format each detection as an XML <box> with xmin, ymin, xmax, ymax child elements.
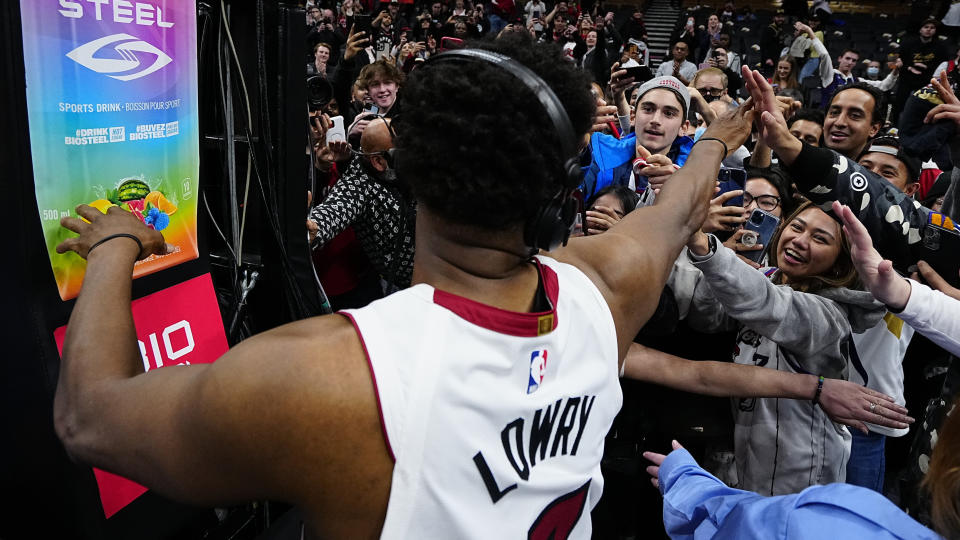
<box><xmin>743</xmin><ymin>68</ymin><xmax>958</xmax><ymax>274</ymax></box>
<box><xmin>891</xmin><ymin>18</ymin><xmax>949</xmax><ymax>125</ymax></box>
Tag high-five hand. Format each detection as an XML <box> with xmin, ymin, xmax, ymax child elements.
<box><xmin>742</xmin><ymin>66</ymin><xmax>802</xmax><ymax>163</ymax></box>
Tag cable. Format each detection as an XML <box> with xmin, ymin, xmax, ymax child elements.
<box><xmin>214</xmin><ymin>3</ymin><xmax>242</xmax><ymax>328</ymax></box>
<box><xmin>220</xmin><ymin>0</ymin><xmax>253</xmax><ymax>262</ymax></box>
<box><xmin>212</xmin><ymin>0</ymin><xmax>327</xmax><ymax>319</ymax></box>
<box><xmin>202</xmin><ymin>190</ymin><xmax>238</xmax><ymax>263</ymax></box>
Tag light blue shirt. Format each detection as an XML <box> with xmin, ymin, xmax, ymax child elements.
<box><xmin>658</xmin><ymin>449</ymin><xmax>940</xmax><ymax>539</ymax></box>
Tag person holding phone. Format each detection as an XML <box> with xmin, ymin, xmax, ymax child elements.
<box><xmin>523</xmin><ymin>0</ymin><xmax>546</xmax><ymax>32</ymax></box>
<box><xmin>669</xmin><ymin>200</ymin><xmax>887</xmax><ymax>495</ymax></box>
<box><xmin>712</xmin><ymin>167</ymin><xmax>796</xmax><ymax>268</ymax></box>
<box><xmin>342</xmin><ymin>58</ymin><xmax>403</xmax><ymax>141</ymax></box>
<box><xmin>307</xmin><ymin>7</ymin><xmax>346</xmax><ymax>57</ymax></box>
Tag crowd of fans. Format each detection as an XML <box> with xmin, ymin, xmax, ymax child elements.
<box><xmin>299</xmin><ymin>0</ymin><xmax>960</xmax><ymax>536</ymax></box>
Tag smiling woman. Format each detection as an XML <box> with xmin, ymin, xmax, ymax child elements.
<box><xmin>668</xmin><ymin>203</ymin><xmax>885</xmax><ymax>495</ymax></box>
<box><xmin>768</xmin><ymin>201</ymin><xmax>857</xmax><ymax>293</ymax></box>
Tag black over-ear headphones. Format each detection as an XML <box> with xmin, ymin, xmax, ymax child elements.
<box><xmin>423</xmin><ymin>49</ymin><xmax>584</xmax><ymax>251</ymax></box>
<box><xmin>381</xmin><ymin>116</ymin><xmax>399</xmax><ymax>170</ymax></box>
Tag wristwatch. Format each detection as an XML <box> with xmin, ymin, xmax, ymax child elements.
<box><xmin>688</xmin><ymin>234</ymin><xmax>718</xmax><ymax>262</ymax></box>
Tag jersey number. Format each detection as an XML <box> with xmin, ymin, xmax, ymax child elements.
<box><xmin>528</xmin><ymin>480</ymin><xmax>590</xmax><ymax>540</ymax></box>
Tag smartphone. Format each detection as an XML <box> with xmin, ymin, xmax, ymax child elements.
<box><xmin>353</xmin><ymin>14</ymin><xmax>372</xmax><ymax>35</ymax></box>
<box><xmin>742</xmin><ymin>208</ymin><xmax>780</xmax><ymax>263</ymax></box>
<box><xmin>914</xmin><ymin>215</ymin><xmax>960</xmax><ymax>287</ymax></box>
<box><xmin>717</xmin><ymin>167</ymin><xmax>747</xmax><ymax>207</ymax></box>
<box><xmin>362</xmin><ymin>103</ymin><xmax>380</xmax><ymax>115</ymax></box>
<box><xmin>326</xmin><ymin>115</ymin><xmax>346</xmax><ymax>143</ymax></box>
<box><xmin>623</xmin><ymin>65</ymin><xmax>653</xmax><ymax>84</ymax></box>
<box><xmin>440</xmin><ymin>36</ymin><xmax>465</xmax><ymax>51</ymax></box>
<box><xmin>571</xmin><ymin>188</ymin><xmax>586</xmax><ymax>236</ymax></box>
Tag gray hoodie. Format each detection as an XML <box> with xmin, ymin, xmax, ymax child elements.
<box><xmin>668</xmin><ymin>239</ymin><xmax>884</xmax><ymax>495</ymax></box>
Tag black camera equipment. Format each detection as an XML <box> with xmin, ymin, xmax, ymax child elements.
<box><xmin>307</xmin><ymin>75</ymin><xmax>334</xmax><ymax>111</ymax></box>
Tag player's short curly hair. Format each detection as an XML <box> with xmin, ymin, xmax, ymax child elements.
<box><xmin>396</xmin><ymin>33</ymin><xmax>595</xmax><ymax>230</ymax></box>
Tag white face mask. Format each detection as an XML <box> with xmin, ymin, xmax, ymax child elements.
<box><xmin>866</xmin><ymin>66</ymin><xmax>880</xmax><ymax>77</ymax></box>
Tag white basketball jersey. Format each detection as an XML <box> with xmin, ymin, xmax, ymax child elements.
<box><xmin>341</xmin><ymin>255</ymin><xmax>622</xmax><ymax>539</ymax></box>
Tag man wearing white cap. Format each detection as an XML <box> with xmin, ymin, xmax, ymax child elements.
<box><xmin>580</xmin><ymin>75</ymin><xmax>694</xmax><ymax>200</ymax></box>
<box><xmin>632</xmin><ymin>76</ymin><xmax>691</xmax><ymax>156</ymax></box>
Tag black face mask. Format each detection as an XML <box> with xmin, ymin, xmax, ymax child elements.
<box><xmin>360</xmin><ymin>153</ymin><xmax>401</xmax><ymax>188</ymax></box>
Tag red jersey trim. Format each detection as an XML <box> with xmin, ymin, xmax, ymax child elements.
<box><xmin>432</xmin><ymin>259</ymin><xmax>560</xmax><ymax>337</ymax></box>
<box><xmin>339</xmin><ymin>312</ymin><xmax>396</xmax><ymax>463</ymax></box>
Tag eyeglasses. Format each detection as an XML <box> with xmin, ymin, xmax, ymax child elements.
<box><xmin>743</xmin><ymin>191</ymin><xmax>781</xmax><ymax>211</ymax></box>
<box><xmin>696</xmin><ymin>86</ymin><xmax>725</xmax><ymax>96</ymax></box>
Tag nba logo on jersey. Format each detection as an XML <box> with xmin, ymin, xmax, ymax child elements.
<box><xmin>527</xmin><ymin>349</ymin><xmax>548</xmax><ymax>394</ymax></box>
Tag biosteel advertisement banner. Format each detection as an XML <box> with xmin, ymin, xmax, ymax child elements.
<box><xmin>54</xmin><ymin>274</ymin><xmax>229</xmax><ymax>518</ymax></box>
<box><xmin>21</xmin><ymin>0</ymin><xmax>199</xmax><ymax>300</ymax></box>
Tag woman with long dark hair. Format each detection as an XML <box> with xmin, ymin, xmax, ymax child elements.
<box><xmin>670</xmin><ymin>201</ymin><xmax>885</xmax><ymax>495</ymax></box>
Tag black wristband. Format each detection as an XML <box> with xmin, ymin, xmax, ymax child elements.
<box><xmin>87</xmin><ymin>233</ymin><xmax>144</xmax><ymax>259</ymax></box>
<box><xmin>812</xmin><ymin>375</ymin><xmax>825</xmax><ymax>405</ymax></box>
<box><xmin>695</xmin><ymin>136</ymin><xmax>728</xmax><ymax>158</ymax></box>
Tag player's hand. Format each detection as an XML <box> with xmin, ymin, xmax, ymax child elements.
<box><xmin>57</xmin><ymin>205</ymin><xmax>170</xmax><ymax>261</ymax></box>
<box><xmin>700</xmin><ymin>95</ymin><xmax>756</xmax><ymax>154</ymax></box>
<box><xmin>642</xmin><ymin>440</ymin><xmax>684</xmax><ymax>489</ymax></box>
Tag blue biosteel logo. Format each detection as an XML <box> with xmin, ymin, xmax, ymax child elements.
<box><xmin>66</xmin><ymin>33</ymin><xmax>172</xmax><ymax>81</ymax></box>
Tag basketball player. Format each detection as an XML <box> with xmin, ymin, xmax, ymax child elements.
<box><xmin>53</xmin><ymin>35</ymin><xmax>753</xmax><ymax>537</ymax></box>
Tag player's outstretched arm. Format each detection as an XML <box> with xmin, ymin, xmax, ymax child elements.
<box><xmin>554</xmin><ymin>102</ymin><xmax>755</xmax><ymax>359</ymax></box>
<box><xmin>54</xmin><ymin>205</ymin><xmax>391</xmax><ymax>538</ymax></box>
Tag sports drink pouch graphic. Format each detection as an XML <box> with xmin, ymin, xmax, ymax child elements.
<box><xmin>20</xmin><ymin>0</ymin><xmax>200</xmax><ymax>299</ymax></box>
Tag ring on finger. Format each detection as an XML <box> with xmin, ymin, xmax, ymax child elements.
<box><xmin>869</xmin><ymin>401</ymin><xmax>877</xmax><ymax>412</ymax></box>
